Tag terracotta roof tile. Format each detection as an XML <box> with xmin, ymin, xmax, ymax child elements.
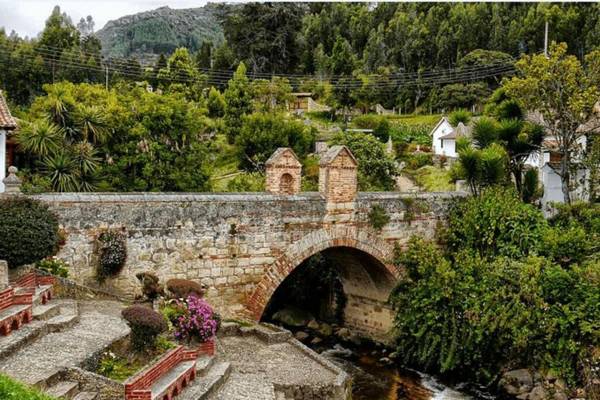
<box><xmin>0</xmin><ymin>91</ymin><xmax>17</xmax><ymax>130</ymax></box>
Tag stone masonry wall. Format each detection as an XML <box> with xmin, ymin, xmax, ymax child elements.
<box><xmin>35</xmin><ymin>192</ymin><xmax>460</xmax><ymax>335</ymax></box>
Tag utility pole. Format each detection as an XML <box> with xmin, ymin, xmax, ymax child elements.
<box><xmin>105</xmin><ymin>62</ymin><xmax>109</xmax><ymax>90</ymax></box>
<box><xmin>544</xmin><ymin>20</ymin><xmax>549</xmax><ymax>57</ymax></box>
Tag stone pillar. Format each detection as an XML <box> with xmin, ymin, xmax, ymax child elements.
<box><xmin>318</xmin><ymin>145</ymin><xmax>358</xmax><ymax>203</ymax></box>
<box><xmin>0</xmin><ymin>260</ymin><xmax>8</xmax><ymax>289</ymax></box>
<box><xmin>2</xmin><ymin>166</ymin><xmax>22</xmax><ymax>194</ymax></box>
<box><xmin>265</xmin><ymin>148</ymin><xmax>302</xmax><ymax>195</ymax></box>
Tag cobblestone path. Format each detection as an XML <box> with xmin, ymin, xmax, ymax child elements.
<box><xmin>0</xmin><ymin>300</ymin><xmax>129</xmax><ymax>384</ymax></box>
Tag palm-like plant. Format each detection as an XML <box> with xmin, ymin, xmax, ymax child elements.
<box><xmin>43</xmin><ymin>151</ymin><xmax>80</xmax><ymax>192</ymax></box>
<box><xmin>73</xmin><ymin>105</ymin><xmax>110</xmax><ymax>144</ymax></box>
<box><xmin>45</xmin><ymin>85</ymin><xmax>73</xmax><ymax>128</ymax></box>
<box><xmin>16</xmin><ymin>119</ymin><xmax>64</xmax><ymax>157</ymax></box>
<box><xmin>472</xmin><ymin>117</ymin><xmax>499</xmax><ymax>149</ymax></box>
<box><xmin>71</xmin><ymin>141</ymin><xmax>100</xmax><ymax>192</ymax></box>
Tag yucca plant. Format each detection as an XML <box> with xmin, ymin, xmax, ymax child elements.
<box><xmin>74</xmin><ymin>105</ymin><xmax>110</xmax><ymax>144</ymax></box>
<box><xmin>16</xmin><ymin>119</ymin><xmax>64</xmax><ymax>157</ymax></box>
<box><xmin>43</xmin><ymin>151</ymin><xmax>80</xmax><ymax>192</ymax></box>
<box><xmin>472</xmin><ymin>117</ymin><xmax>499</xmax><ymax>149</ymax></box>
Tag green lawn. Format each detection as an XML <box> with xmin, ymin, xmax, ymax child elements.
<box><xmin>0</xmin><ymin>374</ymin><xmax>56</xmax><ymax>400</ymax></box>
<box><xmin>387</xmin><ymin>113</ymin><xmax>442</xmax><ymax>128</ymax></box>
<box><xmin>411</xmin><ymin>165</ymin><xmax>454</xmax><ymax>192</ymax></box>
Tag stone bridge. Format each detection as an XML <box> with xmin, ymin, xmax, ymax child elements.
<box><xmin>32</xmin><ymin>146</ymin><xmax>461</xmax><ymax>340</ymax></box>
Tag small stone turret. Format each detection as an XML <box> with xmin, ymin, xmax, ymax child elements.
<box><xmin>265</xmin><ymin>148</ymin><xmax>302</xmax><ymax>195</ymax></box>
<box><xmin>2</xmin><ymin>166</ymin><xmax>21</xmax><ymax>194</ymax></box>
<box><xmin>318</xmin><ymin>145</ymin><xmax>358</xmax><ymax>203</ymax></box>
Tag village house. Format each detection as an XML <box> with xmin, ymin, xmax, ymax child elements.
<box><xmin>288</xmin><ymin>92</ymin><xmax>331</xmax><ymax>114</ymax></box>
<box><xmin>0</xmin><ymin>91</ymin><xmax>17</xmax><ymax>193</ymax></box>
<box><xmin>430</xmin><ymin>116</ymin><xmax>472</xmax><ymax>158</ymax></box>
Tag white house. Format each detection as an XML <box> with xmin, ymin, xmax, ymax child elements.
<box><xmin>430</xmin><ymin>117</ymin><xmax>471</xmax><ymax>158</ymax></box>
<box><xmin>0</xmin><ymin>91</ymin><xmax>17</xmax><ymax>193</ymax></box>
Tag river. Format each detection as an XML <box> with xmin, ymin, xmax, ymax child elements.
<box><xmin>313</xmin><ymin>343</ymin><xmax>497</xmax><ymax>400</ymax></box>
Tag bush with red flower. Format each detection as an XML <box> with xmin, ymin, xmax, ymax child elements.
<box><xmin>169</xmin><ymin>295</ymin><xmax>220</xmax><ymax>343</ymax></box>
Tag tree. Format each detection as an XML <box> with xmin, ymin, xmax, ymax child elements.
<box><xmin>207</xmin><ymin>87</ymin><xmax>225</xmax><ymax>118</ymax></box>
<box><xmin>235</xmin><ymin>113</ymin><xmax>315</xmax><ymax>171</ymax></box>
<box><xmin>223</xmin><ymin>63</ymin><xmax>253</xmax><ymax>143</ymax></box>
<box><xmin>503</xmin><ymin>43</ymin><xmax>599</xmax><ymax>203</ymax></box>
<box><xmin>331</xmin><ymin>131</ymin><xmax>397</xmax><ymax>190</ymax></box>
<box><xmin>195</xmin><ymin>41</ymin><xmax>212</xmax><ymax>70</ymax></box>
<box><xmin>251</xmin><ymin>77</ymin><xmax>292</xmax><ymax>112</ymax></box>
<box><xmin>224</xmin><ymin>3</ymin><xmax>304</xmax><ymax>73</ymax></box>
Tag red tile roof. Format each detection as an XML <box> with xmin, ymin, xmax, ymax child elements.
<box><xmin>0</xmin><ymin>91</ymin><xmax>17</xmax><ymax>130</ymax></box>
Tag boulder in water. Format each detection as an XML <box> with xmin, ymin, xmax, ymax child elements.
<box><xmin>294</xmin><ymin>331</ymin><xmax>310</xmax><ymax>341</ymax></box>
<box><xmin>272</xmin><ymin>307</ymin><xmax>314</xmax><ymax>327</ymax></box>
<box><xmin>318</xmin><ymin>323</ymin><xmax>333</xmax><ymax>337</ymax></box>
<box><xmin>307</xmin><ymin>319</ymin><xmax>320</xmax><ymax>330</ymax></box>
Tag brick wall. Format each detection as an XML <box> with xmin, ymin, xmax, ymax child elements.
<box><xmin>125</xmin><ymin>345</ymin><xmax>195</xmax><ymax>396</ymax></box>
<box><xmin>0</xmin><ymin>287</ymin><xmax>14</xmax><ymax>310</ymax></box>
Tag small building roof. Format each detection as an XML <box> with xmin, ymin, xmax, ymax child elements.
<box><xmin>0</xmin><ymin>91</ymin><xmax>17</xmax><ymax>131</ymax></box>
<box><xmin>290</xmin><ymin>92</ymin><xmax>313</xmax><ymax>97</ymax></box>
<box><xmin>439</xmin><ymin>122</ymin><xmax>471</xmax><ymax>140</ymax></box>
<box><xmin>265</xmin><ymin>147</ymin><xmax>302</xmax><ymax>167</ymax></box>
<box><xmin>319</xmin><ymin>145</ymin><xmax>358</xmax><ymax>166</ymax></box>
<box><xmin>429</xmin><ymin>116</ymin><xmax>450</xmax><ymax>136</ymax></box>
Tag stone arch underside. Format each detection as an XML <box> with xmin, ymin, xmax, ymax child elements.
<box><xmin>246</xmin><ymin>228</ymin><xmax>400</xmax><ymax>323</ymax></box>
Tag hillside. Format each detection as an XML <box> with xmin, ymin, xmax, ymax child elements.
<box><xmin>96</xmin><ymin>3</ymin><xmax>228</xmax><ymax>64</ymax></box>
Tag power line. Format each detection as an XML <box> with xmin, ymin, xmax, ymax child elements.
<box><xmin>0</xmin><ymin>44</ymin><xmax>515</xmax><ymax>89</ymax></box>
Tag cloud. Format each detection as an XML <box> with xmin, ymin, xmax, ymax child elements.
<box><xmin>0</xmin><ymin>0</ymin><xmax>209</xmax><ymax>38</ymax></box>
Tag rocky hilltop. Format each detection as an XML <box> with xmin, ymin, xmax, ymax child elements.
<box><xmin>96</xmin><ymin>3</ymin><xmax>229</xmax><ymax>65</ymax></box>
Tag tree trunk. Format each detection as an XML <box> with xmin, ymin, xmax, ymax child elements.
<box><xmin>560</xmin><ymin>152</ymin><xmax>572</xmax><ymax>204</ymax></box>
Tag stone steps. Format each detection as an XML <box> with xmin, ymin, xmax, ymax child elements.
<box><xmin>0</xmin><ymin>300</ymin><xmax>79</xmax><ymax>361</ymax></box>
<box><xmin>45</xmin><ymin>380</ymin><xmax>79</xmax><ymax>398</ymax></box>
<box><xmin>73</xmin><ymin>392</ymin><xmax>98</xmax><ymax>400</ymax></box>
<box><xmin>178</xmin><ymin>361</ymin><xmax>231</xmax><ymax>400</ymax></box>
<box><xmin>33</xmin><ymin>303</ymin><xmax>61</xmax><ymax>321</ymax></box>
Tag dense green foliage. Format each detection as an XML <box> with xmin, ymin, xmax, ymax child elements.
<box><xmin>392</xmin><ymin>190</ymin><xmax>600</xmax><ymax>387</ymax></box>
<box><xmin>0</xmin><ymin>198</ymin><xmax>60</xmax><ymax>268</ymax></box>
<box><xmin>331</xmin><ymin>131</ymin><xmax>397</xmax><ymax>190</ymax></box>
<box><xmin>0</xmin><ymin>374</ymin><xmax>57</xmax><ymax>400</ymax></box>
<box><xmin>36</xmin><ymin>257</ymin><xmax>69</xmax><ymax>278</ymax></box>
<box><xmin>235</xmin><ymin>113</ymin><xmax>315</xmax><ymax>171</ymax></box>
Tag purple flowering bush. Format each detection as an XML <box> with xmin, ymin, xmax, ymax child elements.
<box><xmin>173</xmin><ymin>295</ymin><xmax>220</xmax><ymax>343</ymax></box>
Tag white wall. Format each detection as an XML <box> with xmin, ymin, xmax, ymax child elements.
<box><xmin>440</xmin><ymin>139</ymin><xmax>457</xmax><ymax>158</ymax></box>
<box><xmin>431</xmin><ymin>119</ymin><xmax>454</xmax><ymax>156</ymax></box>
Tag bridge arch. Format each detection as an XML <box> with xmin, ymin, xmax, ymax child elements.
<box><xmin>246</xmin><ymin>228</ymin><xmax>401</xmax><ymax>324</ymax></box>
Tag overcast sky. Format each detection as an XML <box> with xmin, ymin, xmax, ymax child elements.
<box><xmin>0</xmin><ymin>0</ymin><xmax>212</xmax><ymax>38</ymax></box>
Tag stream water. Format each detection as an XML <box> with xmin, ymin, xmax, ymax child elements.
<box><xmin>314</xmin><ymin>344</ymin><xmax>497</xmax><ymax>400</ymax></box>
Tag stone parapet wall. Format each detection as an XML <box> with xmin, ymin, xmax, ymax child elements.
<box><xmin>35</xmin><ymin>191</ymin><xmax>461</xmax><ymax>327</ymax></box>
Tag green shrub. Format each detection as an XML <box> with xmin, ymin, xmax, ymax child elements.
<box><xmin>97</xmin><ymin>231</ymin><xmax>127</xmax><ymax>281</ymax></box>
<box><xmin>0</xmin><ymin>373</ymin><xmax>57</xmax><ymax>400</ymax></box>
<box><xmin>352</xmin><ymin>114</ymin><xmax>391</xmax><ymax>142</ymax></box>
<box><xmin>0</xmin><ymin>197</ymin><xmax>60</xmax><ymax>268</ymax></box>
<box><xmin>368</xmin><ymin>205</ymin><xmax>390</xmax><ymax>231</ymax></box>
<box><xmin>225</xmin><ymin>172</ymin><xmax>265</xmax><ymax>192</ymax></box>
<box><xmin>445</xmin><ymin>187</ymin><xmax>547</xmax><ymax>259</ymax></box>
<box><xmin>121</xmin><ymin>305</ymin><xmax>167</xmax><ymax>351</ymax></box>
<box><xmin>166</xmin><ymin>279</ymin><xmax>205</xmax><ymax>299</ymax></box>
<box><xmin>36</xmin><ymin>257</ymin><xmax>69</xmax><ymax>278</ymax></box>
<box><xmin>448</xmin><ymin>109</ymin><xmax>471</xmax><ymax>126</ymax></box>
<box><xmin>392</xmin><ymin>238</ymin><xmax>600</xmax><ymax>385</ymax></box>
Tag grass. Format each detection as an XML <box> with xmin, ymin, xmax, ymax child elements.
<box><xmin>0</xmin><ymin>374</ymin><xmax>57</xmax><ymax>400</ymax></box>
<box><xmin>411</xmin><ymin>165</ymin><xmax>454</xmax><ymax>192</ymax></box>
<box><xmin>387</xmin><ymin>113</ymin><xmax>442</xmax><ymax>128</ymax></box>
<box><xmin>209</xmin><ymin>134</ymin><xmax>243</xmax><ymax>191</ymax></box>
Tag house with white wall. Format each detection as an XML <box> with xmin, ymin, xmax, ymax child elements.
<box><xmin>0</xmin><ymin>91</ymin><xmax>17</xmax><ymax>193</ymax></box>
<box><xmin>430</xmin><ymin>117</ymin><xmax>471</xmax><ymax>158</ymax></box>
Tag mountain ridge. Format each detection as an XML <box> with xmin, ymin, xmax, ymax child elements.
<box><xmin>96</xmin><ymin>3</ymin><xmax>229</xmax><ymax>65</ymax></box>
